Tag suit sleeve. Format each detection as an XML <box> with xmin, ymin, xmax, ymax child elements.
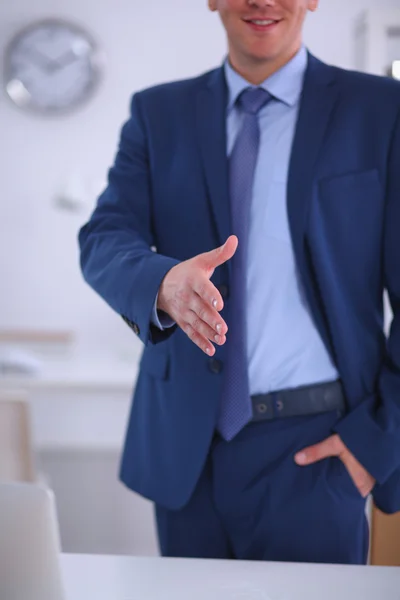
<box><xmin>78</xmin><ymin>93</ymin><xmax>180</xmax><ymax>346</ymax></box>
<box><xmin>334</xmin><ymin>108</ymin><xmax>400</xmax><ymax>486</ymax></box>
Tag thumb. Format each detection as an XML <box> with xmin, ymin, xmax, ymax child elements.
<box><xmin>295</xmin><ymin>435</ymin><xmax>343</xmax><ymax>466</ymax></box>
<box><xmin>198</xmin><ymin>235</ymin><xmax>238</xmax><ymax>272</ymax></box>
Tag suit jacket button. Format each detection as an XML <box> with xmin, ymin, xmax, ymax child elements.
<box><xmin>208</xmin><ymin>359</ymin><xmax>223</xmax><ymax>374</ymax></box>
<box><xmin>133</xmin><ymin>323</ymin><xmax>140</xmax><ymax>335</ymax></box>
<box><xmin>218</xmin><ymin>284</ymin><xmax>229</xmax><ymax>299</ymax></box>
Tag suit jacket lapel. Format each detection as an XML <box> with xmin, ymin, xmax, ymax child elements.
<box><xmin>288</xmin><ymin>54</ymin><xmax>340</xmax><ymax>355</ymax></box>
<box><xmin>196</xmin><ymin>69</ymin><xmax>232</xmax><ymax>260</ymax></box>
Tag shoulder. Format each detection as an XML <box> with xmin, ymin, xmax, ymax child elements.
<box><xmin>118</xmin><ymin>68</ymin><xmax>222</xmax><ymax>141</ymax></box>
<box><xmin>310</xmin><ymin>55</ymin><xmax>400</xmax><ymax>109</ymax></box>
<box><xmin>131</xmin><ymin>68</ymin><xmax>220</xmax><ymax>112</ymax></box>
<box><xmin>335</xmin><ymin>66</ymin><xmax>400</xmax><ymax>99</ymax></box>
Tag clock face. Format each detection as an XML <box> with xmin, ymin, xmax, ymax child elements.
<box><xmin>4</xmin><ymin>19</ymin><xmax>101</xmax><ymax>114</ymax></box>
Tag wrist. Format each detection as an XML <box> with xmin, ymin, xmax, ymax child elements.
<box><xmin>157</xmin><ymin>288</ymin><xmax>167</xmax><ymax>313</ymax></box>
<box><xmin>157</xmin><ymin>267</ymin><xmax>176</xmax><ymax>313</ymax></box>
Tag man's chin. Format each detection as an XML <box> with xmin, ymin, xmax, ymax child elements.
<box><xmin>244</xmin><ymin>48</ymin><xmax>282</xmax><ymax>65</ymax></box>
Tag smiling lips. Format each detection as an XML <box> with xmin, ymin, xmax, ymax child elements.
<box><xmin>243</xmin><ymin>18</ymin><xmax>281</xmax><ymax>32</ymax></box>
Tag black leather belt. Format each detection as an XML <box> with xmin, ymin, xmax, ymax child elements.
<box><xmin>251</xmin><ymin>380</ymin><xmax>346</xmax><ymax>422</ymax></box>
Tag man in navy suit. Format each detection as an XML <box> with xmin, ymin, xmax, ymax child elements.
<box><xmin>79</xmin><ymin>0</ymin><xmax>400</xmax><ymax>564</ymax></box>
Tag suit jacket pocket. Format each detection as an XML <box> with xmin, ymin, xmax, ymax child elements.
<box><xmin>140</xmin><ymin>347</ymin><xmax>170</xmax><ymax>380</ymax></box>
<box><xmin>319</xmin><ymin>168</ymin><xmax>381</xmax><ymax>202</ymax></box>
<box><xmin>315</xmin><ymin>168</ymin><xmax>383</xmax><ymax>269</ymax></box>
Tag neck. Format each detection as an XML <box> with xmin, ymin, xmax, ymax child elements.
<box><xmin>228</xmin><ymin>43</ymin><xmax>302</xmax><ymax>85</ymax></box>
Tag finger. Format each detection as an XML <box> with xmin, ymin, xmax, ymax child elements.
<box><xmin>192</xmin><ymin>278</ymin><xmax>226</xmax><ymax>315</ymax></box>
<box><xmin>175</xmin><ymin>283</ymin><xmax>227</xmax><ymax>334</ymax></box>
<box><xmin>197</xmin><ymin>236</ymin><xmax>238</xmax><ymax>273</ymax></box>
<box><xmin>180</xmin><ymin>321</ymin><xmax>216</xmax><ymax>356</ymax></box>
<box><xmin>190</xmin><ymin>292</ymin><xmax>228</xmax><ymax>336</ymax></box>
<box><xmin>340</xmin><ymin>451</ymin><xmax>375</xmax><ymax>498</ymax></box>
<box><xmin>295</xmin><ymin>434</ymin><xmax>343</xmax><ymax>466</ymax></box>
<box><xmin>185</xmin><ymin>309</ymin><xmax>227</xmax><ymax>346</ymax></box>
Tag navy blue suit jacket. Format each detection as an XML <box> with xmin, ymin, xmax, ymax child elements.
<box><xmin>79</xmin><ymin>54</ymin><xmax>400</xmax><ymax>513</ymax></box>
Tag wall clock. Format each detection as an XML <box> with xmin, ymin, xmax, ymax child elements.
<box><xmin>4</xmin><ymin>19</ymin><xmax>102</xmax><ymax>114</ymax></box>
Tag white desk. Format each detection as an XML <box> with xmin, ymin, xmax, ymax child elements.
<box><xmin>0</xmin><ymin>345</ymin><xmax>139</xmax><ymax>450</ymax></box>
<box><xmin>61</xmin><ymin>554</ymin><xmax>400</xmax><ymax>600</ymax></box>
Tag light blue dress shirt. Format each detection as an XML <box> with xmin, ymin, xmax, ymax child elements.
<box><xmin>153</xmin><ymin>46</ymin><xmax>339</xmax><ymax>395</ymax></box>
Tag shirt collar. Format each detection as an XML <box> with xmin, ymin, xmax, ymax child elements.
<box><xmin>224</xmin><ymin>45</ymin><xmax>308</xmax><ymax>111</ymax></box>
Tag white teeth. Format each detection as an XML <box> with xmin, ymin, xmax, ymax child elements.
<box><xmin>251</xmin><ymin>19</ymin><xmax>275</xmax><ymax>25</ymax></box>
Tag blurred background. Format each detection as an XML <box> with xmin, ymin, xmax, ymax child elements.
<box><xmin>0</xmin><ymin>0</ymin><xmax>400</xmax><ymax>560</ymax></box>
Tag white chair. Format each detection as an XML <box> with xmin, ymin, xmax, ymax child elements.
<box><xmin>0</xmin><ymin>391</ymin><xmax>36</xmax><ymax>482</ymax></box>
<box><xmin>0</xmin><ymin>482</ymin><xmax>65</xmax><ymax>600</ymax></box>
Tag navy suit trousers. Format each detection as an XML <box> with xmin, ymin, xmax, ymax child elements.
<box><xmin>156</xmin><ymin>410</ymin><xmax>369</xmax><ymax>564</ymax></box>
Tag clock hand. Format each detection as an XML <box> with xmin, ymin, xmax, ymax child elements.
<box><xmin>48</xmin><ymin>50</ymin><xmax>78</xmax><ymax>72</ymax></box>
<box><xmin>29</xmin><ymin>47</ymin><xmax>55</xmax><ymax>72</ymax></box>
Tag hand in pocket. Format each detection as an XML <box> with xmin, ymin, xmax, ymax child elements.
<box><xmin>295</xmin><ymin>434</ymin><xmax>376</xmax><ymax>498</ymax></box>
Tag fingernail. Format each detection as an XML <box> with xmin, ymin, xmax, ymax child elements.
<box><xmin>205</xmin><ymin>347</ymin><xmax>211</xmax><ymax>355</ymax></box>
<box><xmin>216</xmin><ymin>323</ymin><xmax>222</xmax><ymax>333</ymax></box>
<box><xmin>214</xmin><ymin>334</ymin><xmax>221</xmax><ymax>344</ymax></box>
<box><xmin>295</xmin><ymin>453</ymin><xmax>307</xmax><ymax>465</ymax></box>
<box><xmin>212</xmin><ymin>298</ymin><xmax>218</xmax><ymax>309</ymax></box>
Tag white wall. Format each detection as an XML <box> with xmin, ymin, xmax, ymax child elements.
<box><xmin>1</xmin><ymin>0</ymin><xmax>400</xmax><ymax>351</ymax></box>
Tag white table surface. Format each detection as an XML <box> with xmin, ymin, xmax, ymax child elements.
<box><xmin>61</xmin><ymin>554</ymin><xmax>400</xmax><ymax>600</ymax></box>
<box><xmin>0</xmin><ymin>344</ymin><xmax>141</xmax><ymax>449</ymax></box>
<box><xmin>0</xmin><ymin>346</ymin><xmax>139</xmax><ymax>390</ymax></box>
